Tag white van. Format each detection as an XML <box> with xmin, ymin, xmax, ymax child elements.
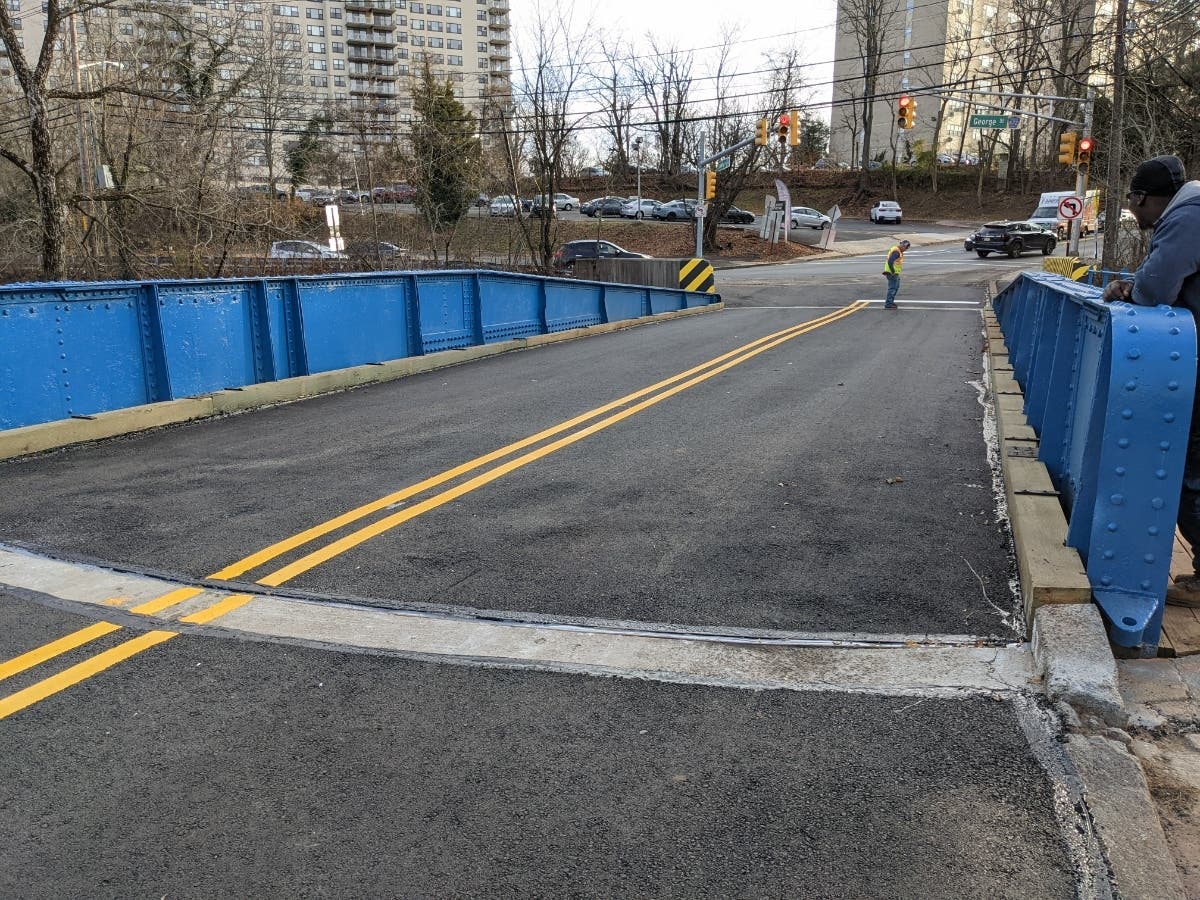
<box><xmin>1029</xmin><ymin>190</ymin><xmax>1100</xmax><ymax>239</ymax></box>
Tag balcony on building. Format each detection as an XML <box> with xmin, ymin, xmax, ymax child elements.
<box><xmin>488</xmin><ymin>30</ymin><xmax>509</xmax><ymax>45</ymax></box>
<box><xmin>345</xmin><ymin>0</ymin><xmax>394</xmax><ymax>11</ymax></box>
<box><xmin>489</xmin><ymin>0</ymin><xmax>509</xmax><ymax>11</ymax></box>
<box><xmin>488</xmin><ymin>47</ymin><xmax>509</xmax><ymax>61</ymax></box>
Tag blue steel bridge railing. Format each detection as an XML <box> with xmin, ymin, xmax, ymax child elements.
<box><xmin>993</xmin><ymin>272</ymin><xmax>1197</xmax><ymax>653</ymax></box>
<box><xmin>0</xmin><ymin>268</ymin><xmax>719</xmax><ymax>432</ymax></box>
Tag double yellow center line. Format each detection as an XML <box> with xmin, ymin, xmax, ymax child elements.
<box><xmin>0</xmin><ymin>302</ymin><xmax>867</xmax><ymax>719</ymax></box>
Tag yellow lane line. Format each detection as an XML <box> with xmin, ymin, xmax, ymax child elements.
<box><xmin>0</xmin><ymin>621</ymin><xmax>123</xmax><ymax>683</ymax></box>
<box><xmin>0</xmin><ymin>303</ymin><xmax>863</xmax><ymax>719</ymax></box>
<box><xmin>207</xmin><ymin>307</ymin><xmax>849</xmax><ymax>582</ymax></box>
<box><xmin>128</xmin><ymin>586</ymin><xmax>205</xmax><ymax>616</ymax></box>
<box><xmin>0</xmin><ymin>630</ymin><xmax>177</xmax><ymax>720</ymax></box>
<box><xmin>178</xmin><ymin>594</ymin><xmax>254</xmax><ymax>625</ymax></box>
<box><xmin>259</xmin><ymin>302</ymin><xmax>867</xmax><ymax>586</ymax></box>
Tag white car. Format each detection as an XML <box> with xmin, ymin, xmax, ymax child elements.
<box><xmin>269</xmin><ymin>240</ymin><xmax>347</xmax><ymax>260</ymax></box>
<box><xmin>620</xmin><ymin>198</ymin><xmax>660</xmax><ymax>219</ymax></box>
<box><xmin>790</xmin><ymin>206</ymin><xmax>831</xmax><ymax>230</ymax></box>
<box><xmin>552</xmin><ymin>192</ymin><xmax>579</xmax><ymax>210</ymax></box>
<box><xmin>869</xmin><ymin>200</ymin><xmax>903</xmax><ymax>224</ymax></box>
<box><xmin>489</xmin><ymin>195</ymin><xmax>518</xmax><ymax>216</ymax></box>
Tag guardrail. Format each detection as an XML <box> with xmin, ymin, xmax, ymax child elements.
<box><xmin>0</xmin><ymin>269</ymin><xmax>719</xmax><ymax>431</ymax></box>
<box><xmin>993</xmin><ymin>272</ymin><xmax>1197</xmax><ymax>653</ymax></box>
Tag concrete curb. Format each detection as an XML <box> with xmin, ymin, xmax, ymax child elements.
<box><xmin>1033</xmin><ymin>604</ymin><xmax>1125</xmax><ymax>726</ymax></box>
<box><xmin>1066</xmin><ymin>735</ymin><xmax>1187</xmax><ymax>900</ymax></box>
<box><xmin>0</xmin><ymin>302</ymin><xmax>722</xmax><ymax>461</ymax></box>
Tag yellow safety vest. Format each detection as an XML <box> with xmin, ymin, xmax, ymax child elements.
<box><xmin>883</xmin><ymin>245</ymin><xmax>904</xmax><ymax>275</ymax></box>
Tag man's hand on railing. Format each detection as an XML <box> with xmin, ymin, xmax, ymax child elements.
<box><xmin>1102</xmin><ymin>279</ymin><xmax>1134</xmax><ymax>302</ymax></box>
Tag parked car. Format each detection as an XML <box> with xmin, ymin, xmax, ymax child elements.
<box><xmin>337</xmin><ymin>189</ymin><xmax>369</xmax><ymax>205</ymax></box>
<box><xmin>591</xmin><ymin>196</ymin><xmax>630</xmax><ymax>218</ymax></box>
<box><xmin>552</xmin><ymin>192</ymin><xmax>580</xmax><ymax>211</ymax></box>
<box><xmin>869</xmin><ymin>200</ymin><xmax>903</xmax><ymax>224</ymax></box>
<box><xmin>620</xmin><ymin>198</ymin><xmax>661</xmax><ymax>219</ymax></box>
<box><xmin>308</xmin><ymin>192</ymin><xmax>336</xmax><ymax>206</ymax></box>
<box><xmin>473</xmin><ymin>193</ymin><xmax>490</xmax><ymax>207</ymax></box>
<box><xmin>552</xmin><ymin>239</ymin><xmax>650</xmax><ymax>272</ymax></box>
<box><xmin>345</xmin><ymin>241</ymin><xmax>407</xmax><ymax>260</ymax></box>
<box><xmin>529</xmin><ymin>195</ymin><xmax>558</xmax><ymax>218</ymax></box>
<box><xmin>720</xmin><ymin>206</ymin><xmax>756</xmax><ymax>225</ymax></box>
<box><xmin>580</xmin><ymin>195</ymin><xmax>622</xmax><ymax>217</ymax></box>
<box><xmin>581</xmin><ymin>166</ymin><xmax>607</xmax><ymax>177</ymax></box>
<box><xmin>236</xmin><ymin>184</ymin><xmax>288</xmax><ymax>201</ymax></box>
<box><xmin>652</xmin><ymin>199</ymin><xmax>697</xmax><ymax>221</ymax></box>
<box><xmin>969</xmin><ymin>221</ymin><xmax>1057</xmax><ymax>258</ymax></box>
<box><xmin>489</xmin><ymin>195</ymin><xmax>518</xmax><ymax>216</ymax></box>
<box><xmin>790</xmin><ymin>206</ymin><xmax>831</xmax><ymax>229</ymax></box>
<box><xmin>269</xmin><ymin>240</ymin><xmax>347</xmax><ymax>260</ymax></box>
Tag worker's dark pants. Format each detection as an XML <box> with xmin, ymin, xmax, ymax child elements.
<box><xmin>1179</xmin><ymin>382</ymin><xmax>1200</xmax><ymax>574</ymax></box>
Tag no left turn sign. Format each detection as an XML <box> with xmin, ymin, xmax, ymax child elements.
<box><xmin>1058</xmin><ymin>196</ymin><xmax>1084</xmax><ymax>220</ymax></box>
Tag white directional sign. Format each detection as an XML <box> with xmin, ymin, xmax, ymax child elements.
<box><xmin>1057</xmin><ymin>196</ymin><xmax>1084</xmax><ymax>220</ymax></box>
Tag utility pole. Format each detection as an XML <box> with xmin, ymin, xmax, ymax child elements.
<box><xmin>1068</xmin><ymin>88</ymin><xmax>1095</xmax><ymax>258</ymax></box>
<box><xmin>694</xmin><ymin>132</ymin><xmax>705</xmax><ymax>259</ymax></box>
<box><xmin>1101</xmin><ymin>0</ymin><xmax>1130</xmax><ymax>272</ymax></box>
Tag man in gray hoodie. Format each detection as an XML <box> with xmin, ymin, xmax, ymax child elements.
<box><xmin>1103</xmin><ymin>155</ymin><xmax>1200</xmax><ymax>606</ymax></box>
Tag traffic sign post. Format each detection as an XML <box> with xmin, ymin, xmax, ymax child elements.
<box><xmin>1057</xmin><ymin>196</ymin><xmax>1083</xmax><ymax>220</ymax></box>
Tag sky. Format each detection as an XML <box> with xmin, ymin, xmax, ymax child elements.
<box><xmin>509</xmin><ymin>0</ymin><xmax>841</xmax><ymax>153</ymax></box>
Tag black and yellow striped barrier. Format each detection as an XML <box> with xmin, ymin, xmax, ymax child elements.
<box><xmin>679</xmin><ymin>258</ymin><xmax>716</xmax><ymax>293</ymax></box>
<box><xmin>1041</xmin><ymin>256</ymin><xmax>1090</xmax><ymax>281</ymax></box>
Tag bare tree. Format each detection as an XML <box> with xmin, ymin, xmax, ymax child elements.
<box><xmin>593</xmin><ymin>39</ymin><xmax>637</xmax><ymax>174</ymax></box>
<box><xmin>502</xmin><ymin>1</ymin><xmax>592</xmax><ymax>272</ymax></box>
<box><xmin>633</xmin><ymin>40</ymin><xmax>695</xmax><ymax>176</ymax></box>
<box><xmin>836</xmin><ymin>0</ymin><xmax>902</xmax><ymax>189</ymax></box>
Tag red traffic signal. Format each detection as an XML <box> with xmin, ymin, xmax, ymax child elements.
<box><xmin>1077</xmin><ymin>137</ymin><xmax>1095</xmax><ymax>154</ymax></box>
<box><xmin>896</xmin><ymin>95</ymin><xmax>915</xmax><ymax>129</ymax></box>
<box><xmin>777</xmin><ymin>113</ymin><xmax>789</xmax><ymax>144</ymax></box>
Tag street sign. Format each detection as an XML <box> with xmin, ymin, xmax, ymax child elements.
<box><xmin>1008</xmin><ymin>116</ymin><xmax>1021</xmax><ymax>130</ymax></box>
<box><xmin>695</xmin><ymin>203</ymin><xmax>707</xmax><ymax>219</ymax></box>
<box><xmin>1057</xmin><ymin>196</ymin><xmax>1084</xmax><ymax>220</ymax></box>
<box><xmin>715</xmin><ymin>157</ymin><xmax>731</xmax><ymax>171</ymax></box>
<box><xmin>969</xmin><ymin>114</ymin><xmax>1010</xmax><ymax>129</ymax></box>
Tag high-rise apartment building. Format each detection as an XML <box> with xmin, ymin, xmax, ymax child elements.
<box><xmin>828</xmin><ymin>0</ymin><xmax>1107</xmax><ymax>168</ymax></box>
<box><xmin>1</xmin><ymin>0</ymin><xmax>510</xmax><ymax>176</ymax></box>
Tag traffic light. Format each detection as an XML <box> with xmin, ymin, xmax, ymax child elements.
<box><xmin>897</xmin><ymin>95</ymin><xmax>915</xmax><ymax>129</ymax></box>
<box><xmin>1076</xmin><ymin>136</ymin><xmax>1095</xmax><ymax>172</ymax></box>
<box><xmin>704</xmin><ymin>169</ymin><xmax>717</xmax><ymax>200</ymax></box>
<box><xmin>777</xmin><ymin>114</ymin><xmax>790</xmax><ymax>145</ymax></box>
<box><xmin>755</xmin><ymin>118</ymin><xmax>768</xmax><ymax>146</ymax></box>
<box><xmin>1057</xmin><ymin>130</ymin><xmax>1077</xmax><ymax>165</ymax></box>
<box><xmin>788</xmin><ymin>109</ymin><xmax>800</xmax><ymax>147</ymax></box>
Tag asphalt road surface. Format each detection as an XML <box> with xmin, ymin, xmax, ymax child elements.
<box><xmin>0</xmin><ymin>254</ymin><xmax>1113</xmax><ymax>897</ymax></box>
<box><xmin>0</xmin><ymin>277</ymin><xmax>1012</xmax><ymax>638</ymax></box>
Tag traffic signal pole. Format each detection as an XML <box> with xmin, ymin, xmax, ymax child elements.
<box><xmin>693</xmin><ymin>112</ymin><xmax>800</xmax><ymax>256</ymax></box>
<box><xmin>1068</xmin><ymin>89</ymin><xmax>1095</xmax><ymax>258</ymax></box>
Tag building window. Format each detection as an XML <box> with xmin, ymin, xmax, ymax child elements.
<box><xmin>306</xmin><ymin>7</ymin><xmax>323</xmax><ymax>19</ymax></box>
<box><xmin>308</xmin><ymin>42</ymin><xmax>325</xmax><ymax>53</ymax></box>
<box><xmin>447</xmin><ymin>54</ymin><xmax>461</xmax><ymax>65</ymax></box>
<box><xmin>307</xmin><ymin>24</ymin><xmax>324</xmax><ymax>35</ymax></box>
<box><xmin>447</xmin><ymin>5</ymin><xmax>461</xmax><ymax>16</ymax></box>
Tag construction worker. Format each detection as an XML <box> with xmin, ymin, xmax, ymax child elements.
<box><xmin>882</xmin><ymin>239</ymin><xmax>911</xmax><ymax>309</ymax></box>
